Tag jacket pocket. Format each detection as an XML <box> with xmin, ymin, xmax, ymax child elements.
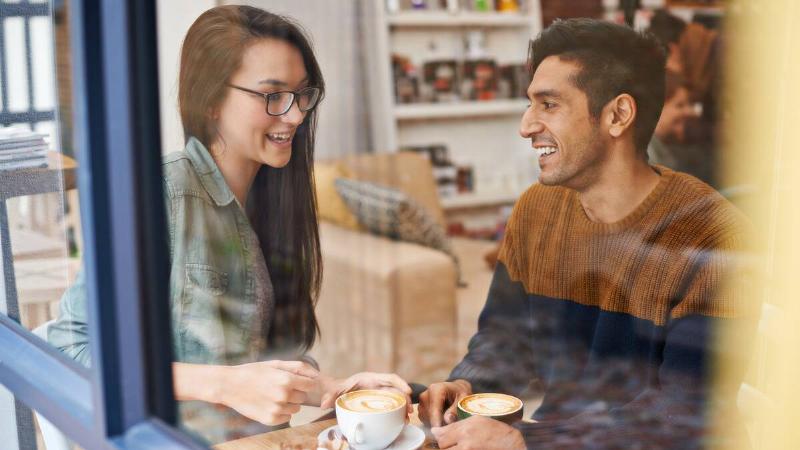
<box><xmin>179</xmin><ymin>263</ymin><xmax>230</xmax><ymax>360</ymax></box>
<box><xmin>185</xmin><ymin>263</ymin><xmax>229</xmax><ymax>296</ymax></box>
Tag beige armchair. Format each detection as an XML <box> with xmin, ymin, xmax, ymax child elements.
<box><xmin>310</xmin><ymin>152</ymin><xmax>497</xmax><ymax>385</ymax></box>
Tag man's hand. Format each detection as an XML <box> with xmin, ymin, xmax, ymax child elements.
<box><xmin>432</xmin><ymin>416</ymin><xmax>525</xmax><ymax>450</ymax></box>
<box><xmin>418</xmin><ymin>379</ymin><xmax>472</xmax><ymax>427</ymax></box>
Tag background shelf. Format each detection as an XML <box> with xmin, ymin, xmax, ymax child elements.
<box><xmin>394</xmin><ymin>99</ymin><xmax>529</xmax><ymax>120</ymax></box>
<box><xmin>387</xmin><ymin>11</ymin><xmax>532</xmax><ymax>28</ymax></box>
<box><xmin>440</xmin><ymin>190</ymin><xmax>521</xmax><ymax>210</ymax></box>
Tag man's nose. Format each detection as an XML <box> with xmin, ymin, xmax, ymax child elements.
<box><xmin>519</xmin><ymin>109</ymin><xmax>544</xmax><ymax>138</ymax></box>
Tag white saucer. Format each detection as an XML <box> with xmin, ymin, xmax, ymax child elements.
<box><xmin>317</xmin><ymin>424</ymin><xmax>426</xmax><ymax>450</ymax></box>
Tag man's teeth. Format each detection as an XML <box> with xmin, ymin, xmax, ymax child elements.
<box><xmin>267</xmin><ymin>132</ymin><xmax>291</xmax><ymax>143</ymax></box>
<box><xmin>536</xmin><ymin>146</ymin><xmax>557</xmax><ymax>157</ymax></box>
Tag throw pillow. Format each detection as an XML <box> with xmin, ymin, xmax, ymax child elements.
<box><xmin>334</xmin><ymin>178</ymin><xmax>463</xmax><ymax>284</ymax></box>
<box><xmin>314</xmin><ymin>161</ymin><xmax>361</xmax><ymax>230</ymax></box>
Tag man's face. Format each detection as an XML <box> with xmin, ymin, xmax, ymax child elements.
<box><xmin>519</xmin><ymin>56</ymin><xmax>606</xmax><ymax>190</ymax></box>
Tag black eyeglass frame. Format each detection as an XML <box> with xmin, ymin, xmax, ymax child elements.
<box><xmin>226</xmin><ymin>83</ymin><xmax>323</xmax><ymax>116</ymax></box>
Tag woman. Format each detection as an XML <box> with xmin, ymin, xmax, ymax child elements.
<box><xmin>49</xmin><ymin>5</ymin><xmax>409</xmax><ymax>443</ymax></box>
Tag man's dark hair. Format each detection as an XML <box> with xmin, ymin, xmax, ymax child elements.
<box><xmin>528</xmin><ymin>18</ymin><xmax>666</xmax><ymax>156</ymax></box>
<box><xmin>648</xmin><ymin>9</ymin><xmax>687</xmax><ymax>48</ymax></box>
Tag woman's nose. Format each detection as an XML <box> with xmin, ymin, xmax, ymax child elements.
<box><xmin>282</xmin><ymin>100</ymin><xmax>305</xmax><ymax>125</ymax></box>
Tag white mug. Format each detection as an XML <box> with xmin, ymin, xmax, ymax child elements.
<box><xmin>335</xmin><ymin>390</ymin><xmax>406</xmax><ymax>450</ymax></box>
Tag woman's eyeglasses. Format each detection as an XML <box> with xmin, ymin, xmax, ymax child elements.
<box><xmin>227</xmin><ymin>84</ymin><xmax>322</xmax><ymax>116</ymax></box>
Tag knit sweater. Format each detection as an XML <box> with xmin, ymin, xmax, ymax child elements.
<box><xmin>449</xmin><ymin>166</ymin><xmax>755</xmax><ymax>448</ymax></box>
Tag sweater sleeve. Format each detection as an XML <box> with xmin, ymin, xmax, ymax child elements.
<box><xmin>47</xmin><ymin>269</ymin><xmax>92</xmax><ymax>367</ymax></box>
<box><xmin>513</xmin><ymin>232</ymin><xmax>757</xmax><ymax>449</ymax></box>
<box><xmin>448</xmin><ymin>262</ymin><xmax>539</xmax><ymax>397</ymax></box>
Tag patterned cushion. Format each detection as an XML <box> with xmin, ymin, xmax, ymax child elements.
<box><xmin>334</xmin><ymin>178</ymin><xmax>461</xmax><ymax>282</ymax></box>
<box><xmin>314</xmin><ymin>161</ymin><xmax>361</xmax><ymax>230</ymax></box>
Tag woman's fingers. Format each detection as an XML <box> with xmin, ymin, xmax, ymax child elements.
<box><xmin>223</xmin><ymin>360</ymin><xmax>321</xmax><ymax>426</ymax></box>
<box><xmin>266</xmin><ymin>360</ymin><xmax>319</xmax><ymax>379</ymax></box>
<box><xmin>352</xmin><ymin>372</ymin><xmax>411</xmax><ymax>394</ymax></box>
<box><xmin>319</xmin><ymin>392</ymin><xmax>336</xmax><ymax>410</ymax></box>
<box><xmin>378</xmin><ymin>373</ymin><xmax>412</xmax><ymax>395</ymax></box>
<box><xmin>275</xmin><ymin>388</ymin><xmax>308</xmax><ymax>406</ymax></box>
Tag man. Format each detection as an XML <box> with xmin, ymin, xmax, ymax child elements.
<box><xmin>648</xmin><ymin>9</ymin><xmax>687</xmax><ymax>74</ymax></box>
<box><xmin>420</xmin><ymin>18</ymin><xmax>752</xmax><ymax>449</ymax></box>
<box><xmin>648</xmin><ymin>70</ymin><xmax>695</xmax><ymax>170</ymax></box>
<box><xmin>649</xmin><ymin>10</ymin><xmax>720</xmax><ymax>186</ymax></box>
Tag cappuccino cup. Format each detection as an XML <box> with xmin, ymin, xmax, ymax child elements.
<box><xmin>335</xmin><ymin>390</ymin><xmax>406</xmax><ymax>450</ymax></box>
<box><xmin>456</xmin><ymin>393</ymin><xmax>523</xmax><ymax>424</ymax></box>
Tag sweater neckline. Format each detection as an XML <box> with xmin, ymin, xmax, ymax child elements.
<box><xmin>569</xmin><ymin>165</ymin><xmax>675</xmax><ymax>234</ymax></box>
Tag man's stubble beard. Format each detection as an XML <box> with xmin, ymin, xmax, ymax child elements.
<box><xmin>539</xmin><ymin>128</ymin><xmax>606</xmax><ymax>191</ymax></box>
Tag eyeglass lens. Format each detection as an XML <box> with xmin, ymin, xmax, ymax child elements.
<box><xmin>267</xmin><ymin>88</ymin><xmax>321</xmax><ymax>115</ymax></box>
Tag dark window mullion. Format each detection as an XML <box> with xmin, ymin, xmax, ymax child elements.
<box><xmin>24</xmin><ymin>12</ymin><xmax>34</xmax><ymax>118</ymax></box>
<box><xmin>0</xmin><ymin>316</ymin><xmax>105</xmax><ymax>449</ymax></box>
<box><xmin>125</xmin><ymin>0</ymin><xmax>177</xmax><ymax>424</ymax></box>
<box><xmin>92</xmin><ymin>0</ymin><xmax>148</xmax><ymax>434</ymax></box>
<box><xmin>0</xmin><ymin>5</ymin><xmax>49</xmax><ymax>18</ymax></box>
<box><xmin>68</xmin><ymin>0</ymin><xmax>128</xmax><ymax>438</ymax></box>
<box><xmin>0</xmin><ymin>110</ymin><xmax>54</xmax><ymax>125</ymax></box>
<box><xmin>0</xmin><ymin>16</ymin><xmax>8</xmax><ymax>113</ymax></box>
<box><xmin>72</xmin><ymin>0</ymin><xmax>179</xmax><ymax>443</ymax></box>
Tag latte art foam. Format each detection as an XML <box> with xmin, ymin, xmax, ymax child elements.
<box><xmin>460</xmin><ymin>394</ymin><xmax>521</xmax><ymax>415</ymax></box>
<box><xmin>338</xmin><ymin>391</ymin><xmax>404</xmax><ymax>413</ymax></box>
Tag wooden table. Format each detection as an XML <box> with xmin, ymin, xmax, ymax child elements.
<box><xmin>215</xmin><ymin>405</ymin><xmax>439</xmax><ymax>450</ymax></box>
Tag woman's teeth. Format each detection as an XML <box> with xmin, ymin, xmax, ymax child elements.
<box><xmin>267</xmin><ymin>132</ymin><xmax>291</xmax><ymax>143</ymax></box>
<box><xmin>536</xmin><ymin>146</ymin><xmax>557</xmax><ymax>157</ymax></box>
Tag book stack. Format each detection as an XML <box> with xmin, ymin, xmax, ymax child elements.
<box><xmin>0</xmin><ymin>127</ymin><xmax>49</xmax><ymax>171</ymax></box>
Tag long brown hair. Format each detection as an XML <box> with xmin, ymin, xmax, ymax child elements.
<box><xmin>179</xmin><ymin>5</ymin><xmax>324</xmax><ymax>352</ymax></box>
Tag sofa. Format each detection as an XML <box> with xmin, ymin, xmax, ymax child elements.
<box><xmin>309</xmin><ymin>152</ymin><xmax>498</xmax><ymax>385</ymax></box>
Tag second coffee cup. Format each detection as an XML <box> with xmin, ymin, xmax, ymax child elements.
<box><xmin>456</xmin><ymin>393</ymin><xmax>524</xmax><ymax>424</ymax></box>
<box><xmin>335</xmin><ymin>389</ymin><xmax>407</xmax><ymax>450</ymax></box>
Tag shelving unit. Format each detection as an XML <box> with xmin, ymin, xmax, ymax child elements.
<box><xmin>362</xmin><ymin>1</ymin><xmax>542</xmax><ymax>213</ymax></box>
<box><xmin>394</xmin><ymin>99</ymin><xmax>529</xmax><ymax>120</ymax></box>
<box><xmin>440</xmin><ymin>190</ymin><xmax>522</xmax><ymax>210</ymax></box>
<box><xmin>387</xmin><ymin>11</ymin><xmax>533</xmax><ymax>27</ymax></box>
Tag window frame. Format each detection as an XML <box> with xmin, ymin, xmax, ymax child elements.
<box><xmin>0</xmin><ymin>1</ymin><xmax>202</xmax><ymax>448</ymax></box>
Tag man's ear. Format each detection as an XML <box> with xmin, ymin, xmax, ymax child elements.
<box><xmin>605</xmin><ymin>94</ymin><xmax>636</xmax><ymax>138</ymax></box>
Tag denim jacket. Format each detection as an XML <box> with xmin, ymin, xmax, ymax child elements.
<box><xmin>47</xmin><ymin>138</ymin><xmax>319</xmax><ymax>443</ymax></box>
<box><xmin>48</xmin><ymin>137</ymin><xmax>276</xmax><ymax>367</ymax></box>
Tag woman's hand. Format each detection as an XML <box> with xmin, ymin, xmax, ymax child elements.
<box><xmin>318</xmin><ymin>372</ymin><xmax>413</xmax><ymax>414</ymax></box>
<box><xmin>173</xmin><ymin>360</ymin><xmax>319</xmax><ymax>426</ymax></box>
<box><xmin>221</xmin><ymin>360</ymin><xmax>319</xmax><ymax>425</ymax></box>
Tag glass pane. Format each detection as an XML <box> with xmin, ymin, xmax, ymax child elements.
<box><xmin>1</xmin><ymin>0</ymin><xmax>89</xmax><ymax>393</ymax></box>
<box><xmin>30</xmin><ymin>17</ymin><xmax>56</xmax><ymax>112</ymax></box>
<box><xmin>146</xmin><ymin>2</ymin><xmax>783</xmax><ymax>450</ymax></box>
<box><xmin>2</xmin><ymin>17</ymin><xmax>30</xmax><ymax>113</ymax></box>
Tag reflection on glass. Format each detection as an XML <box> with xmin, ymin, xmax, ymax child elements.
<box><xmin>0</xmin><ymin>4</ymin><xmax>83</xmax><ymax>450</ymax></box>
<box><xmin>0</xmin><ymin>1</ymin><xmax>79</xmax><ymax>341</ymax></box>
<box><xmin>31</xmin><ymin>1</ymin><xmax>772</xmax><ymax>449</ymax></box>
<box><xmin>46</xmin><ymin>3</ymin><xmax>411</xmax><ymax>446</ymax></box>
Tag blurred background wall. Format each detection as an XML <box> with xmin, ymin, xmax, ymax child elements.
<box><xmin>156</xmin><ymin>0</ymin><xmax>369</xmax><ymax>159</ymax></box>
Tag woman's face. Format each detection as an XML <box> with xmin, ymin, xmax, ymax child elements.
<box><xmin>213</xmin><ymin>38</ymin><xmax>309</xmax><ymax>169</ymax></box>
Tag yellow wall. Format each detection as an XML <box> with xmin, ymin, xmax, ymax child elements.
<box><xmin>724</xmin><ymin>1</ymin><xmax>800</xmax><ymax>448</ymax></box>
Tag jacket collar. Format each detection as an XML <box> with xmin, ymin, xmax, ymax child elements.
<box><xmin>185</xmin><ymin>137</ymin><xmax>235</xmax><ymax>207</ymax></box>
